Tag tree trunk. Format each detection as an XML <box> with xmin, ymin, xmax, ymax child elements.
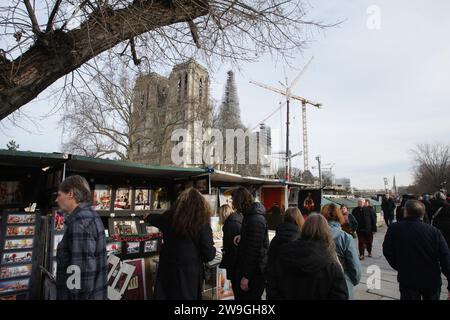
<box><xmin>0</xmin><ymin>0</ymin><xmax>209</xmax><ymax>119</ymax></box>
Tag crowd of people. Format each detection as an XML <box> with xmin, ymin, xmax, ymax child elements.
<box><xmin>54</xmin><ymin>175</ymin><xmax>450</xmax><ymax>300</ymax></box>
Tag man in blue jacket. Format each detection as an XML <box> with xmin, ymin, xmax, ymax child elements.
<box><xmin>56</xmin><ymin>175</ymin><xmax>107</xmax><ymax>300</ymax></box>
<box><xmin>383</xmin><ymin>200</ymin><xmax>450</xmax><ymax>300</ymax></box>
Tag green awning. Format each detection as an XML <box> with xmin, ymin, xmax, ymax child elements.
<box><xmin>0</xmin><ymin>149</ymin><xmax>207</xmax><ymax>179</ymax></box>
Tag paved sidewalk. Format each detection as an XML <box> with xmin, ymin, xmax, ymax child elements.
<box><xmin>353</xmin><ymin>225</ymin><xmax>449</xmax><ymax>300</ymax></box>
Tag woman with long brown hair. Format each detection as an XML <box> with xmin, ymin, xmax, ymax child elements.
<box><xmin>321</xmin><ymin>204</ymin><xmax>361</xmax><ymax>300</ymax></box>
<box><xmin>340</xmin><ymin>204</ymin><xmax>358</xmax><ymax>238</ymax></box>
<box><xmin>270</xmin><ymin>214</ymin><xmax>348</xmax><ymax>300</ymax></box>
<box><xmin>145</xmin><ymin>187</ymin><xmax>216</xmax><ymax>299</ymax></box>
<box><xmin>266</xmin><ymin>207</ymin><xmax>304</xmax><ymax>299</ymax></box>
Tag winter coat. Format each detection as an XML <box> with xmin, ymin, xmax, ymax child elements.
<box><xmin>270</xmin><ymin>239</ymin><xmax>349</xmax><ymax>300</ymax></box>
<box><xmin>147</xmin><ymin>212</ymin><xmax>216</xmax><ymax>300</ymax></box>
<box><xmin>352</xmin><ymin>206</ymin><xmax>377</xmax><ymax>235</ymax></box>
<box><xmin>432</xmin><ymin>203</ymin><xmax>450</xmax><ymax>249</ymax></box>
<box><xmin>266</xmin><ymin>206</ymin><xmax>283</xmax><ymax>230</ymax></box>
<box><xmin>383</xmin><ymin>217</ymin><xmax>450</xmax><ymax>291</ymax></box>
<box><xmin>56</xmin><ymin>202</ymin><xmax>107</xmax><ymax>300</ymax></box>
<box><xmin>422</xmin><ymin>199</ymin><xmax>434</xmax><ymax>222</ymax></box>
<box><xmin>381</xmin><ymin>198</ymin><xmax>396</xmax><ymax>217</ymax></box>
<box><xmin>396</xmin><ymin>204</ymin><xmax>405</xmax><ymax>222</ymax></box>
<box><xmin>266</xmin><ymin>221</ymin><xmax>301</xmax><ymax>300</ymax></box>
<box><xmin>235</xmin><ymin>202</ymin><xmax>269</xmax><ymax>281</ymax></box>
<box><xmin>219</xmin><ymin>212</ymin><xmax>243</xmax><ymax>279</ymax></box>
<box><xmin>430</xmin><ymin>199</ymin><xmax>447</xmax><ymax>217</ymax></box>
<box><xmin>329</xmin><ymin>221</ymin><xmax>361</xmax><ymax>299</ymax></box>
<box><xmin>342</xmin><ymin>214</ymin><xmax>358</xmax><ymax>237</ymax></box>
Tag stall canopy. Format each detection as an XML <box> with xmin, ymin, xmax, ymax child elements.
<box><xmin>0</xmin><ymin>149</ymin><xmax>68</xmax><ymax>169</ymax></box>
<box><xmin>208</xmin><ymin>168</ymin><xmax>313</xmax><ymax>188</ymax></box>
<box><xmin>68</xmin><ymin>154</ymin><xmax>207</xmax><ymax>179</ymax></box>
<box><xmin>0</xmin><ymin>150</ymin><xmax>317</xmax><ymax>188</ymax></box>
<box><xmin>0</xmin><ymin>150</ymin><xmax>208</xmax><ymax>179</ymax></box>
<box><xmin>322</xmin><ymin>196</ymin><xmax>382</xmax><ymax>213</ymax></box>
<box><xmin>321</xmin><ymin>197</ymin><xmax>336</xmax><ymax>206</ymax></box>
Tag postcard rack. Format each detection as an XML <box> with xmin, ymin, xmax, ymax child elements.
<box><xmin>0</xmin><ymin>210</ymin><xmax>42</xmax><ymax>300</ymax></box>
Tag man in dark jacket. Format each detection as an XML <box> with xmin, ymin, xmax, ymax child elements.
<box><xmin>56</xmin><ymin>175</ymin><xmax>107</xmax><ymax>300</ymax></box>
<box><xmin>232</xmin><ymin>187</ymin><xmax>269</xmax><ymax>300</ymax></box>
<box><xmin>219</xmin><ymin>211</ymin><xmax>243</xmax><ymax>296</ymax></box>
<box><xmin>383</xmin><ymin>200</ymin><xmax>450</xmax><ymax>300</ymax></box>
<box><xmin>352</xmin><ymin>199</ymin><xmax>377</xmax><ymax>259</ymax></box>
<box><xmin>381</xmin><ymin>194</ymin><xmax>396</xmax><ymax>227</ymax></box>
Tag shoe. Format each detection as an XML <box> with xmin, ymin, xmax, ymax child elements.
<box><xmin>368</xmin><ymin>253</ymin><xmax>372</xmax><ymax>258</ymax></box>
<box><xmin>359</xmin><ymin>255</ymin><xmax>365</xmax><ymax>260</ymax></box>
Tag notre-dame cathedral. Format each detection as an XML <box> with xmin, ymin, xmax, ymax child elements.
<box><xmin>131</xmin><ymin>59</ymin><xmax>212</xmax><ymax>166</ymax></box>
<box><xmin>131</xmin><ymin>59</ymin><xmax>272</xmax><ymax>177</ymax></box>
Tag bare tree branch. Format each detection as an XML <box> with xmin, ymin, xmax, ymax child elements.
<box><xmin>1</xmin><ymin>0</ymin><xmax>336</xmax><ymax>122</ymax></box>
<box><xmin>129</xmin><ymin>37</ymin><xmax>141</xmax><ymax>65</ymax></box>
<box><xmin>46</xmin><ymin>0</ymin><xmax>63</xmax><ymax>32</ymax></box>
<box><xmin>23</xmin><ymin>0</ymin><xmax>41</xmax><ymax>34</ymax></box>
<box><xmin>188</xmin><ymin>19</ymin><xmax>201</xmax><ymax>48</ymax></box>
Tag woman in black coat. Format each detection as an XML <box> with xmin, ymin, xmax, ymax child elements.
<box><xmin>232</xmin><ymin>187</ymin><xmax>269</xmax><ymax>300</ymax></box>
<box><xmin>146</xmin><ymin>188</ymin><xmax>216</xmax><ymax>300</ymax></box>
<box><xmin>218</xmin><ymin>204</ymin><xmax>243</xmax><ymax>296</ymax></box>
<box><xmin>266</xmin><ymin>207</ymin><xmax>304</xmax><ymax>300</ymax></box>
<box><xmin>272</xmin><ymin>214</ymin><xmax>348</xmax><ymax>300</ymax></box>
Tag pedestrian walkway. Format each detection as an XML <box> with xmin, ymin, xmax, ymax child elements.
<box><xmin>353</xmin><ymin>225</ymin><xmax>449</xmax><ymax>300</ymax></box>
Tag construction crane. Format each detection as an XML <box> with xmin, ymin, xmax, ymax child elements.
<box><xmin>250</xmin><ymin>57</ymin><xmax>322</xmax><ymax>180</ymax></box>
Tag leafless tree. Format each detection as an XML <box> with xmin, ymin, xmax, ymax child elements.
<box><xmin>0</xmin><ymin>0</ymin><xmax>334</xmax><ymax>120</ymax></box>
<box><xmin>411</xmin><ymin>143</ymin><xmax>450</xmax><ymax>193</ymax></box>
<box><xmin>59</xmin><ymin>59</ymin><xmax>138</xmax><ymax>159</ymax></box>
<box><xmin>60</xmin><ymin>57</ymin><xmax>212</xmax><ymax>161</ymax></box>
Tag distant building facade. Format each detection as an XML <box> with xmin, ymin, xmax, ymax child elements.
<box><xmin>131</xmin><ymin>59</ymin><xmax>211</xmax><ymax>166</ymax></box>
<box><xmin>131</xmin><ymin>60</ymin><xmax>272</xmax><ymax>175</ymax></box>
<box><xmin>335</xmin><ymin>177</ymin><xmax>351</xmax><ymax>189</ymax></box>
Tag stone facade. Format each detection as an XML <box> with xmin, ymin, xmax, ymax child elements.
<box><xmin>131</xmin><ymin>59</ymin><xmax>211</xmax><ymax>166</ymax></box>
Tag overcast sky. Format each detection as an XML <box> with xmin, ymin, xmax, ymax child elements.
<box><xmin>1</xmin><ymin>0</ymin><xmax>449</xmax><ymax>189</ymax></box>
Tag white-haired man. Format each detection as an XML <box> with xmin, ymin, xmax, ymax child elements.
<box><xmin>352</xmin><ymin>198</ymin><xmax>377</xmax><ymax>260</ymax></box>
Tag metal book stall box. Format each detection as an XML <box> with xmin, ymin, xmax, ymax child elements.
<box><xmin>47</xmin><ymin>154</ymin><xmax>211</xmax><ymax>300</ymax></box>
<box><xmin>0</xmin><ymin>150</ymin><xmax>67</xmax><ymax>300</ymax></box>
